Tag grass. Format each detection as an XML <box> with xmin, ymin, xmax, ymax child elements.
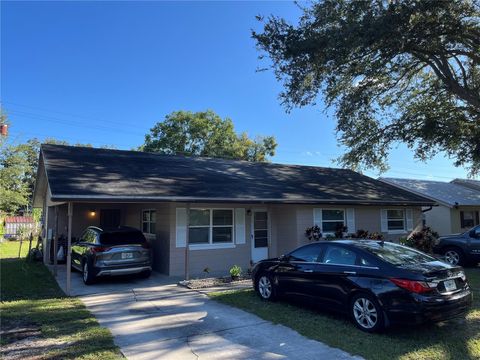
<box><xmin>210</xmin><ymin>268</ymin><xmax>480</xmax><ymax>360</ymax></box>
<box><xmin>0</xmin><ymin>245</ymin><xmax>122</xmax><ymax>359</ymax></box>
<box><xmin>0</xmin><ymin>239</ymin><xmax>31</xmax><ymax>259</ymax></box>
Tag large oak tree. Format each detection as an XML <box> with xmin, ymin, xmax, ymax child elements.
<box><xmin>253</xmin><ymin>0</ymin><xmax>480</xmax><ymax>174</ymax></box>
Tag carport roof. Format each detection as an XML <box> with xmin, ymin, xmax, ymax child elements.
<box><xmin>34</xmin><ymin>144</ymin><xmax>435</xmax><ymax>206</ymax></box>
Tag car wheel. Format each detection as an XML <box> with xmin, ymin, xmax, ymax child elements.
<box><xmin>138</xmin><ymin>269</ymin><xmax>151</xmax><ymax>279</ymax></box>
<box><xmin>350</xmin><ymin>293</ymin><xmax>385</xmax><ymax>333</ymax></box>
<box><xmin>82</xmin><ymin>260</ymin><xmax>96</xmax><ymax>285</ymax></box>
<box><xmin>256</xmin><ymin>274</ymin><xmax>276</xmax><ymax>301</ymax></box>
<box><xmin>443</xmin><ymin>247</ymin><xmax>465</xmax><ymax>266</ymax></box>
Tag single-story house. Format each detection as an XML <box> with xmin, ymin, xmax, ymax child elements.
<box><xmin>380</xmin><ymin>178</ymin><xmax>480</xmax><ymax>236</ymax></box>
<box><xmin>3</xmin><ymin>216</ymin><xmax>36</xmax><ymax>239</ymax></box>
<box><xmin>33</xmin><ymin>144</ymin><xmax>434</xmax><ymax>278</ymax></box>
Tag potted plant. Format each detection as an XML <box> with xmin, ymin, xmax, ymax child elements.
<box><xmin>229</xmin><ymin>265</ymin><xmax>242</xmax><ymax>281</ymax></box>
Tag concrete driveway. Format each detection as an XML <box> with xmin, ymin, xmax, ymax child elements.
<box><xmin>54</xmin><ymin>268</ymin><xmax>362</xmax><ymax>360</ymax></box>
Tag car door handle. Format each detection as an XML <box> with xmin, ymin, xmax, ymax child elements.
<box><xmin>343</xmin><ymin>271</ymin><xmax>356</xmax><ymax>275</ymax></box>
<box><xmin>302</xmin><ymin>269</ymin><xmax>314</xmax><ymax>273</ymax></box>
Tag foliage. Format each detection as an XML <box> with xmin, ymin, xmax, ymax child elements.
<box><xmin>334</xmin><ymin>224</ymin><xmax>348</xmax><ymax>238</ymax></box>
<box><xmin>229</xmin><ymin>264</ymin><xmax>242</xmax><ymax>278</ymax></box>
<box><xmin>350</xmin><ymin>229</ymin><xmax>384</xmax><ymax>240</ymax></box>
<box><xmin>253</xmin><ymin>1</ymin><xmax>480</xmax><ymax>174</ymax></box>
<box><xmin>142</xmin><ymin>110</ymin><xmax>277</xmax><ymax>162</ymax></box>
<box><xmin>305</xmin><ymin>225</ymin><xmax>322</xmax><ymax>241</ymax></box>
<box><xmin>401</xmin><ymin>226</ymin><xmax>439</xmax><ymax>253</ymax></box>
<box><xmin>0</xmin><ymin>240</ymin><xmax>29</xmax><ymax>259</ymax></box>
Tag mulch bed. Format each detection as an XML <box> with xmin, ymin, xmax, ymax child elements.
<box><xmin>180</xmin><ymin>275</ymin><xmax>252</xmax><ymax>289</ymax></box>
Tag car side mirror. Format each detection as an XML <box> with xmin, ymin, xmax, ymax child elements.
<box><xmin>279</xmin><ymin>254</ymin><xmax>290</xmax><ymax>262</ymax></box>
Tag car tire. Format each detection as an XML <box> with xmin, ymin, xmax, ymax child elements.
<box><xmin>443</xmin><ymin>247</ymin><xmax>465</xmax><ymax>266</ymax></box>
<box><xmin>255</xmin><ymin>273</ymin><xmax>277</xmax><ymax>301</ymax></box>
<box><xmin>138</xmin><ymin>269</ymin><xmax>152</xmax><ymax>279</ymax></box>
<box><xmin>350</xmin><ymin>293</ymin><xmax>385</xmax><ymax>333</ymax></box>
<box><xmin>82</xmin><ymin>259</ymin><xmax>96</xmax><ymax>285</ymax></box>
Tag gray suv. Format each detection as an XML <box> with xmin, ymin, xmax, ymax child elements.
<box><xmin>72</xmin><ymin>226</ymin><xmax>152</xmax><ymax>284</ymax></box>
<box><xmin>433</xmin><ymin>225</ymin><xmax>480</xmax><ymax>266</ymax></box>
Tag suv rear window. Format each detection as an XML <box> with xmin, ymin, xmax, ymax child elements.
<box><xmin>100</xmin><ymin>230</ymin><xmax>146</xmax><ymax>245</ymax></box>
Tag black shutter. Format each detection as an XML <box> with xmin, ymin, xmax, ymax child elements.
<box><xmin>460</xmin><ymin>211</ymin><xmax>465</xmax><ymax>228</ymax></box>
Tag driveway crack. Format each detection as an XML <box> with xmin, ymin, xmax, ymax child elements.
<box><xmin>132</xmin><ymin>289</ymin><xmax>138</xmax><ymax>302</ymax></box>
<box><xmin>186</xmin><ymin>336</ymin><xmax>200</xmax><ymax>359</ymax></box>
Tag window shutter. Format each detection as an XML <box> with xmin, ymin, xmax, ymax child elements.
<box><xmin>406</xmin><ymin>209</ymin><xmax>413</xmax><ymax>231</ymax></box>
<box><xmin>460</xmin><ymin>211</ymin><xmax>465</xmax><ymax>228</ymax></box>
<box><xmin>380</xmin><ymin>210</ymin><xmax>388</xmax><ymax>232</ymax></box>
<box><xmin>176</xmin><ymin>208</ymin><xmax>187</xmax><ymax>248</ymax></box>
<box><xmin>346</xmin><ymin>208</ymin><xmax>355</xmax><ymax>234</ymax></box>
<box><xmin>314</xmin><ymin>208</ymin><xmax>323</xmax><ymax>232</ymax></box>
<box><xmin>235</xmin><ymin>208</ymin><xmax>246</xmax><ymax>244</ymax></box>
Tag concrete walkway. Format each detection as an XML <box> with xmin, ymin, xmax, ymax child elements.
<box><xmin>53</xmin><ymin>267</ymin><xmax>362</xmax><ymax>360</ymax></box>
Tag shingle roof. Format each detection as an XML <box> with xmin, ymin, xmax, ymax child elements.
<box><xmin>451</xmin><ymin>179</ymin><xmax>480</xmax><ymax>192</ymax></box>
<box><xmin>380</xmin><ymin>178</ymin><xmax>480</xmax><ymax>207</ymax></box>
<box><xmin>38</xmin><ymin>144</ymin><xmax>434</xmax><ymax>206</ymax></box>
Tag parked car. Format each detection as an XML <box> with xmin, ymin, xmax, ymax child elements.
<box><xmin>71</xmin><ymin>226</ymin><xmax>152</xmax><ymax>285</ymax></box>
<box><xmin>251</xmin><ymin>240</ymin><xmax>472</xmax><ymax>332</ymax></box>
<box><xmin>433</xmin><ymin>225</ymin><xmax>480</xmax><ymax>266</ymax></box>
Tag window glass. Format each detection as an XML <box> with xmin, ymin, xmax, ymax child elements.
<box><xmin>361</xmin><ymin>242</ymin><xmax>435</xmax><ymax>265</ymax></box>
<box><xmin>190</xmin><ymin>209</ymin><xmax>210</xmax><ymax>226</ymax></box>
<box><xmin>461</xmin><ymin>211</ymin><xmax>477</xmax><ymax>228</ymax></box>
<box><xmin>288</xmin><ymin>244</ymin><xmax>322</xmax><ymax>262</ymax></box>
<box><xmin>387</xmin><ymin>209</ymin><xmax>405</xmax><ymax>231</ymax></box>
<box><xmin>142</xmin><ymin>210</ymin><xmax>156</xmax><ymax>234</ymax></box>
<box><xmin>189</xmin><ymin>228</ymin><xmax>209</xmax><ymax>244</ymax></box>
<box><xmin>212</xmin><ymin>227</ymin><xmax>232</xmax><ymax>243</ymax></box>
<box><xmin>322</xmin><ymin>245</ymin><xmax>357</xmax><ymax>265</ymax></box>
<box><xmin>213</xmin><ymin>210</ymin><xmax>233</xmax><ymax>226</ymax></box>
<box><xmin>321</xmin><ymin>209</ymin><xmax>345</xmax><ymax>233</ymax></box>
<box><xmin>84</xmin><ymin>230</ymin><xmax>97</xmax><ymax>243</ymax></box>
<box><xmin>323</xmin><ymin>210</ymin><xmax>344</xmax><ymax>221</ymax></box>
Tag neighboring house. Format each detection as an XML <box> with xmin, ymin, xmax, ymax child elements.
<box><xmin>32</xmin><ymin>145</ymin><xmax>434</xmax><ymax>277</ymax></box>
<box><xmin>380</xmin><ymin>178</ymin><xmax>480</xmax><ymax>236</ymax></box>
<box><xmin>3</xmin><ymin>216</ymin><xmax>36</xmax><ymax>239</ymax></box>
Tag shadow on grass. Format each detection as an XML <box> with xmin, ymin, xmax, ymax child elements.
<box><xmin>211</xmin><ymin>276</ymin><xmax>480</xmax><ymax>360</ymax></box>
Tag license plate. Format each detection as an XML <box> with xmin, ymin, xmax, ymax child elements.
<box><xmin>444</xmin><ymin>279</ymin><xmax>457</xmax><ymax>292</ymax></box>
<box><xmin>121</xmin><ymin>252</ymin><xmax>133</xmax><ymax>259</ymax></box>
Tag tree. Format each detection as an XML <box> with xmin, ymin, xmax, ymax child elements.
<box><xmin>253</xmin><ymin>0</ymin><xmax>480</xmax><ymax>174</ymax></box>
<box><xmin>142</xmin><ymin>110</ymin><xmax>277</xmax><ymax>162</ymax></box>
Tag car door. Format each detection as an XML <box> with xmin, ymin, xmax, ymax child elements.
<box><xmin>467</xmin><ymin>225</ymin><xmax>480</xmax><ymax>260</ymax></box>
<box><xmin>276</xmin><ymin>243</ymin><xmax>323</xmax><ymax>297</ymax></box>
<box><xmin>71</xmin><ymin>230</ymin><xmax>88</xmax><ymax>269</ymax></box>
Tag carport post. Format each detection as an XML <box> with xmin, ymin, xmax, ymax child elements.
<box><xmin>53</xmin><ymin>206</ymin><xmax>58</xmax><ymax>276</ymax></box>
<box><xmin>66</xmin><ymin>202</ymin><xmax>73</xmax><ymax>296</ymax></box>
<box><xmin>184</xmin><ymin>203</ymin><xmax>190</xmax><ymax>280</ymax></box>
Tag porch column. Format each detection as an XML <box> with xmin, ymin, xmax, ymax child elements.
<box><xmin>184</xmin><ymin>203</ymin><xmax>190</xmax><ymax>280</ymax></box>
<box><xmin>43</xmin><ymin>204</ymin><xmax>49</xmax><ymax>264</ymax></box>
<box><xmin>53</xmin><ymin>206</ymin><xmax>58</xmax><ymax>276</ymax></box>
<box><xmin>66</xmin><ymin>202</ymin><xmax>73</xmax><ymax>296</ymax></box>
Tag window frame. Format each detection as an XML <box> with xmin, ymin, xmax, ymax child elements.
<box><xmin>321</xmin><ymin>208</ymin><xmax>346</xmax><ymax>235</ymax></box>
<box><xmin>141</xmin><ymin>209</ymin><xmax>157</xmax><ymax>235</ymax></box>
<box><xmin>386</xmin><ymin>209</ymin><xmax>406</xmax><ymax>233</ymax></box>
<box><xmin>188</xmin><ymin>208</ymin><xmax>235</xmax><ymax>250</ymax></box>
<box><xmin>460</xmin><ymin>210</ymin><xmax>479</xmax><ymax>229</ymax></box>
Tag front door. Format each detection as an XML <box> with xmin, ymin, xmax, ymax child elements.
<box><xmin>251</xmin><ymin>210</ymin><xmax>269</xmax><ymax>262</ymax></box>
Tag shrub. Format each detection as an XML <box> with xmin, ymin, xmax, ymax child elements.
<box><xmin>402</xmin><ymin>226</ymin><xmax>439</xmax><ymax>253</ymax></box>
<box><xmin>229</xmin><ymin>265</ymin><xmax>242</xmax><ymax>279</ymax></box>
<box><xmin>305</xmin><ymin>225</ymin><xmax>322</xmax><ymax>241</ymax></box>
<box><xmin>350</xmin><ymin>229</ymin><xmax>384</xmax><ymax>240</ymax></box>
<box><xmin>334</xmin><ymin>224</ymin><xmax>348</xmax><ymax>238</ymax></box>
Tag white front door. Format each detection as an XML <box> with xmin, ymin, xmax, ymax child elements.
<box><xmin>251</xmin><ymin>210</ymin><xmax>269</xmax><ymax>262</ymax></box>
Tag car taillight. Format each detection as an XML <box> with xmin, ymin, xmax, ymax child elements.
<box><xmin>390</xmin><ymin>278</ymin><xmax>433</xmax><ymax>294</ymax></box>
<box><xmin>91</xmin><ymin>246</ymin><xmax>111</xmax><ymax>253</ymax></box>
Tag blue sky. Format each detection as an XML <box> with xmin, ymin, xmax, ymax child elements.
<box><xmin>1</xmin><ymin>1</ymin><xmax>471</xmax><ymax>181</ymax></box>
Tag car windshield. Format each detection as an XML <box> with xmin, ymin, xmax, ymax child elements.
<box><xmin>360</xmin><ymin>242</ymin><xmax>436</xmax><ymax>265</ymax></box>
<box><xmin>100</xmin><ymin>230</ymin><xmax>146</xmax><ymax>245</ymax></box>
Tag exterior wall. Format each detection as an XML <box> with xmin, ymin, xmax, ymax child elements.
<box><xmin>423</xmin><ymin>205</ymin><xmax>453</xmax><ymax>236</ymax></box>
<box><xmin>451</xmin><ymin>206</ymin><xmax>480</xmax><ymax>234</ymax></box>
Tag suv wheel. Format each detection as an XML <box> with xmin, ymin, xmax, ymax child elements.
<box><xmin>443</xmin><ymin>247</ymin><xmax>465</xmax><ymax>266</ymax></box>
<box><xmin>82</xmin><ymin>260</ymin><xmax>96</xmax><ymax>285</ymax></box>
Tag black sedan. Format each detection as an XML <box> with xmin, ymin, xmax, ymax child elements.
<box><xmin>72</xmin><ymin>226</ymin><xmax>152</xmax><ymax>285</ymax></box>
<box><xmin>251</xmin><ymin>240</ymin><xmax>472</xmax><ymax>332</ymax></box>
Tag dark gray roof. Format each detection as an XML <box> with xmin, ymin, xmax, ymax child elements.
<box><xmin>451</xmin><ymin>179</ymin><xmax>480</xmax><ymax>192</ymax></box>
<box><xmin>380</xmin><ymin>178</ymin><xmax>480</xmax><ymax>207</ymax></box>
<box><xmin>38</xmin><ymin>144</ymin><xmax>434</xmax><ymax>206</ymax></box>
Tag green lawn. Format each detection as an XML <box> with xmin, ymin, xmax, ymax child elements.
<box><xmin>210</xmin><ymin>268</ymin><xmax>480</xmax><ymax>360</ymax></box>
<box><xmin>0</xmin><ymin>240</ymin><xmax>31</xmax><ymax>259</ymax></box>
<box><xmin>0</xmin><ymin>249</ymin><xmax>122</xmax><ymax>359</ymax></box>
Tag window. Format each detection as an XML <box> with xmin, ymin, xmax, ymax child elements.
<box><xmin>321</xmin><ymin>245</ymin><xmax>357</xmax><ymax>266</ymax></box>
<box><xmin>362</xmin><ymin>242</ymin><xmax>435</xmax><ymax>265</ymax></box>
<box><xmin>387</xmin><ymin>209</ymin><xmax>405</xmax><ymax>231</ymax></box>
<box><xmin>189</xmin><ymin>209</ymin><xmax>233</xmax><ymax>245</ymax></box>
<box><xmin>461</xmin><ymin>211</ymin><xmax>479</xmax><ymax>229</ymax></box>
<box><xmin>82</xmin><ymin>229</ymin><xmax>97</xmax><ymax>243</ymax></box>
<box><xmin>142</xmin><ymin>210</ymin><xmax>156</xmax><ymax>234</ymax></box>
<box><xmin>322</xmin><ymin>209</ymin><xmax>345</xmax><ymax>233</ymax></box>
<box><xmin>288</xmin><ymin>243</ymin><xmax>322</xmax><ymax>262</ymax></box>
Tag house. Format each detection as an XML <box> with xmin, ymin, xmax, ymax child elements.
<box><xmin>3</xmin><ymin>216</ymin><xmax>36</xmax><ymax>239</ymax></box>
<box><xmin>32</xmin><ymin>144</ymin><xmax>434</xmax><ymax>277</ymax></box>
<box><xmin>380</xmin><ymin>178</ymin><xmax>480</xmax><ymax>236</ymax></box>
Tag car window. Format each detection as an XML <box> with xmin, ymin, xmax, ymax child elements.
<box><xmin>100</xmin><ymin>230</ymin><xmax>146</xmax><ymax>246</ymax></box>
<box><xmin>288</xmin><ymin>243</ymin><xmax>322</xmax><ymax>262</ymax></box>
<box><xmin>84</xmin><ymin>230</ymin><xmax>97</xmax><ymax>243</ymax></box>
<box><xmin>321</xmin><ymin>245</ymin><xmax>357</xmax><ymax>266</ymax></box>
<box><xmin>361</xmin><ymin>242</ymin><xmax>435</xmax><ymax>265</ymax></box>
